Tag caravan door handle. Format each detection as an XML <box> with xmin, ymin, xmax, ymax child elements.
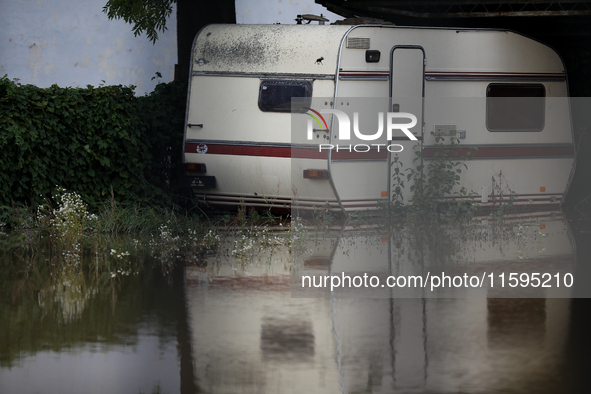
<box><xmin>188</xmin><ymin>124</ymin><xmax>203</xmax><ymax>128</ymax></box>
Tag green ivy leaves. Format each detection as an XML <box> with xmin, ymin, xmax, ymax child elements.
<box><xmin>0</xmin><ymin>76</ymin><xmax>187</xmax><ymax>209</ymax></box>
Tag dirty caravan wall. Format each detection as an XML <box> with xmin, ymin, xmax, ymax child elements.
<box><xmin>0</xmin><ymin>1</ymin><xmax>176</xmax><ymax>94</ymax></box>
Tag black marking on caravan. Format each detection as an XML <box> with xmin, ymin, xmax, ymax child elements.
<box><xmin>199</xmin><ymin>27</ymin><xmax>282</xmax><ymax>68</ymax></box>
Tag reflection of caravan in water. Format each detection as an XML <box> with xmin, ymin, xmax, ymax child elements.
<box><xmin>184</xmin><ymin>215</ymin><xmax>575</xmax><ymax>392</ymax></box>
<box><xmin>183</xmin><ymin>24</ymin><xmax>575</xmax><ymax>214</ymax></box>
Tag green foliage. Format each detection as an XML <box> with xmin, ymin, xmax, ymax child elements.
<box><xmin>390</xmin><ymin>155</ymin><xmax>406</xmax><ymax>209</ymax></box>
<box><xmin>490</xmin><ymin>170</ymin><xmax>518</xmax><ymax>219</ymax></box>
<box><xmin>0</xmin><ymin>76</ymin><xmax>188</xmax><ymax>210</ymax></box>
<box><xmin>137</xmin><ymin>79</ymin><xmax>188</xmax><ymax>204</ymax></box>
<box><xmin>0</xmin><ymin>204</ymin><xmax>35</xmax><ymax>231</ymax></box>
<box><xmin>93</xmin><ymin>198</ymin><xmax>199</xmax><ymax>237</ymax></box>
<box><xmin>250</xmin><ymin>209</ymin><xmax>277</xmax><ymax>224</ymax></box>
<box><xmin>409</xmin><ymin>135</ymin><xmax>472</xmax><ymax>211</ymax></box>
<box><xmin>103</xmin><ymin>0</ymin><xmax>175</xmax><ymax>43</ymax></box>
<box><xmin>389</xmin><ymin>135</ymin><xmax>478</xmax><ymax>221</ymax></box>
<box><xmin>0</xmin><ymin>77</ymin><xmax>146</xmax><ymax>207</ymax></box>
<box><xmin>312</xmin><ymin>201</ymin><xmax>340</xmax><ymax>232</ymax></box>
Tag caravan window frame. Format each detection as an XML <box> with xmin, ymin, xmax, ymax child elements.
<box><xmin>486</xmin><ymin>83</ymin><xmax>546</xmax><ymax>132</ymax></box>
<box><xmin>258</xmin><ymin>80</ymin><xmax>312</xmax><ymax>113</ymax></box>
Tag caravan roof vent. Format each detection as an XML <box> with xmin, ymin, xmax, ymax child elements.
<box><xmin>346</xmin><ymin>37</ymin><xmax>370</xmax><ymax>49</ymax></box>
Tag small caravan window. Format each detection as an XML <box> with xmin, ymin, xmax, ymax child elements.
<box><xmin>486</xmin><ymin>84</ymin><xmax>545</xmax><ymax>132</ymax></box>
<box><xmin>258</xmin><ymin>80</ymin><xmax>312</xmax><ymax>112</ymax></box>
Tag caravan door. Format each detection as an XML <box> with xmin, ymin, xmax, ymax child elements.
<box><xmin>388</xmin><ymin>46</ymin><xmax>425</xmax><ymax>206</ymax></box>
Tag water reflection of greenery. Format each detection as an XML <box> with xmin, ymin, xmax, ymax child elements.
<box><xmin>0</xmin><ymin>197</ymin><xmax>290</xmax><ymax>369</ymax></box>
<box><xmin>390</xmin><ymin>214</ymin><xmax>553</xmax><ymax>267</ymax></box>
<box><xmin>0</xmin><ymin>233</ymin><xmax>182</xmax><ymax>368</ymax></box>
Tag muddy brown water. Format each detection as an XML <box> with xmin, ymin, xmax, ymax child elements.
<box><xmin>1</xmin><ymin>215</ymin><xmax>590</xmax><ymax>394</ymax></box>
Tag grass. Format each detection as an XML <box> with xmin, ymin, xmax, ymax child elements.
<box><xmin>1</xmin><ymin>193</ymin><xmax>210</xmax><ymax>239</ymax></box>
<box><xmin>0</xmin><ymin>188</ymin><xmax>296</xmax><ymax>273</ymax></box>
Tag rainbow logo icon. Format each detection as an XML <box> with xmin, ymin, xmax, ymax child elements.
<box><xmin>304</xmin><ymin>107</ymin><xmax>328</xmax><ymax>139</ymax></box>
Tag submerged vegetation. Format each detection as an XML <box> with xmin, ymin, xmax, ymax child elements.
<box><xmin>0</xmin><ymin>187</ymin><xmax>295</xmax><ymax>277</ymax></box>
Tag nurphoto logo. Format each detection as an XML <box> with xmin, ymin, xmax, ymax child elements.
<box><xmin>304</xmin><ymin>108</ymin><xmax>418</xmax><ymax>153</ymax></box>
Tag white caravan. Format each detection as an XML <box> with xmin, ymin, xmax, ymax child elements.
<box><xmin>183</xmin><ymin>24</ymin><xmax>575</xmax><ymax>214</ymax></box>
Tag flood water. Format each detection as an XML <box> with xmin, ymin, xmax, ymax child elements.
<box><xmin>1</xmin><ymin>213</ymin><xmax>590</xmax><ymax>394</ymax></box>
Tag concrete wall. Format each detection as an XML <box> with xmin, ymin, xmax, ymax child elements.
<box><xmin>0</xmin><ymin>0</ymin><xmax>339</xmax><ymax>95</ymax></box>
<box><xmin>0</xmin><ymin>0</ymin><xmax>177</xmax><ymax>95</ymax></box>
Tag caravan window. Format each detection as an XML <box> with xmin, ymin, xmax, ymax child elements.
<box><xmin>486</xmin><ymin>84</ymin><xmax>545</xmax><ymax>132</ymax></box>
<box><xmin>258</xmin><ymin>80</ymin><xmax>312</xmax><ymax>112</ymax></box>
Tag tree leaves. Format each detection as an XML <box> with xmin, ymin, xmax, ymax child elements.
<box><xmin>103</xmin><ymin>0</ymin><xmax>175</xmax><ymax>43</ymax></box>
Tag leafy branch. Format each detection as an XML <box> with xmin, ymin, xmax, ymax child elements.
<box><xmin>103</xmin><ymin>0</ymin><xmax>175</xmax><ymax>43</ymax></box>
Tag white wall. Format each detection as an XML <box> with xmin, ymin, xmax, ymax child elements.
<box><xmin>236</xmin><ymin>0</ymin><xmax>341</xmax><ymax>25</ymax></box>
<box><xmin>0</xmin><ymin>1</ymin><xmax>339</xmax><ymax>95</ymax></box>
<box><xmin>0</xmin><ymin>0</ymin><xmax>177</xmax><ymax>95</ymax></box>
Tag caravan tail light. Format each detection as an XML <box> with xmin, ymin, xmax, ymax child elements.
<box><xmin>303</xmin><ymin>169</ymin><xmax>328</xmax><ymax>180</ymax></box>
<box><xmin>184</xmin><ymin>163</ymin><xmax>206</xmax><ymax>173</ymax></box>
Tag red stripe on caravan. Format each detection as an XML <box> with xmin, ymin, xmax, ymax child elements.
<box><xmin>423</xmin><ymin>145</ymin><xmax>575</xmax><ymax>159</ymax></box>
<box><xmin>186</xmin><ymin>143</ymin><xmax>291</xmax><ymax>158</ymax></box>
<box><xmin>338</xmin><ymin>71</ymin><xmax>566</xmax><ymax>80</ymax></box>
<box><xmin>185</xmin><ymin>143</ymin><xmax>388</xmax><ymax>160</ymax></box>
<box><xmin>186</xmin><ymin>143</ymin><xmax>573</xmax><ymax>160</ymax></box>
<box><xmin>425</xmin><ymin>71</ymin><xmax>566</xmax><ymax>80</ymax></box>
